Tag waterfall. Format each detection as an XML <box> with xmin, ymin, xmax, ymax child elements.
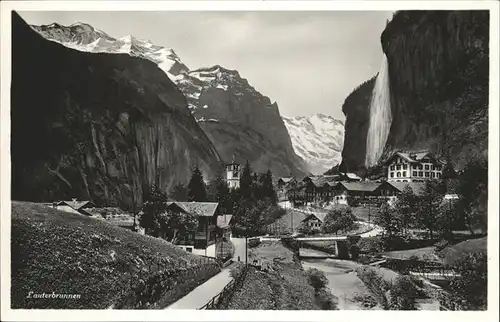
<box><xmin>365</xmin><ymin>53</ymin><xmax>392</xmax><ymax>168</ymax></box>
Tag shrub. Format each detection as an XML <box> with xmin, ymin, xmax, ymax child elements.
<box><xmin>434</xmin><ymin>239</ymin><xmax>450</xmax><ymax>252</ymax></box>
<box><xmin>306</xmin><ymin>268</ymin><xmax>328</xmax><ymax>291</ymax></box>
<box><xmin>248</xmin><ymin>238</ymin><xmax>261</xmax><ymax>248</ymax></box>
<box><xmin>349</xmin><ymin>245</ymin><xmax>360</xmax><ymax>260</ymax></box>
<box><xmin>353</xmin><ymin>293</ymin><xmax>378</xmax><ymax>309</ymax></box>
<box><xmin>389</xmin><ymin>276</ymin><xmax>418</xmax><ymax>310</ymax></box>
<box><xmin>315</xmin><ymin>288</ymin><xmax>338</xmax><ymax>310</ymax></box>
<box><xmin>356</xmin><ymin>267</ymin><xmax>391</xmax><ymax>309</ymax></box>
<box><xmin>357</xmin><ymin>237</ymin><xmax>385</xmax><ymax>254</ymax></box>
<box><xmin>449</xmin><ymin>252</ymin><xmax>487</xmax><ymax>310</ymax></box>
<box><xmin>230</xmin><ymin>263</ymin><xmax>245</xmax><ymax>280</ymax></box>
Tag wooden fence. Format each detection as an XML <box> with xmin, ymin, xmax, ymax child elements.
<box><xmin>199</xmin><ymin>264</ymin><xmax>249</xmax><ymax>310</ymax></box>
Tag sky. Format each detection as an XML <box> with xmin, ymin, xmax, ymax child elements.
<box><xmin>19</xmin><ymin>11</ymin><xmax>393</xmax><ymax>120</ymax></box>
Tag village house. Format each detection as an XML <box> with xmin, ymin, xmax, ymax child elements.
<box><xmin>277</xmin><ymin>177</ymin><xmax>296</xmax><ymax>191</ymax></box>
<box><xmin>52</xmin><ymin>199</ymin><xmax>95</xmax><ymax>216</ymax></box>
<box><xmin>165</xmin><ymin>201</ymin><xmax>220</xmax><ymax>257</ymax></box>
<box><xmin>385</xmin><ymin>151</ymin><xmax>445</xmax><ymax>183</ymax></box>
<box><xmin>375</xmin><ymin>181</ymin><xmax>426</xmax><ymax>206</ymax></box>
<box><xmin>301</xmin><ymin>212</ymin><xmax>327</xmax><ymax>230</ymax></box>
<box><xmin>332</xmin><ymin>182</ymin><xmax>381</xmax><ymax>205</ymax></box>
<box><xmin>288</xmin><ymin>173</ymin><xmax>367</xmax><ymax>206</ymax></box>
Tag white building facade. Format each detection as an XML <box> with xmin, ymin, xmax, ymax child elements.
<box><xmin>386</xmin><ymin>152</ymin><xmax>444</xmax><ymax>183</ymax></box>
<box><xmin>226</xmin><ymin>161</ymin><xmax>241</xmax><ymax>189</ymax></box>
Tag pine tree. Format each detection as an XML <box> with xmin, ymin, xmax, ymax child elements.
<box><xmin>262</xmin><ymin>169</ymin><xmax>277</xmax><ymax>204</ymax></box>
<box><xmin>214</xmin><ymin>175</ymin><xmax>231</xmax><ymax>213</ymax></box>
<box><xmin>240</xmin><ymin>160</ymin><xmax>253</xmax><ymax>199</ymax></box>
<box><xmin>188</xmin><ymin>165</ymin><xmax>207</xmax><ymax>201</ymax></box>
<box><xmin>169</xmin><ymin>182</ymin><xmax>188</xmax><ymax>201</ymax></box>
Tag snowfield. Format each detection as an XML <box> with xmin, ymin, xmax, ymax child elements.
<box><xmin>282</xmin><ymin>114</ymin><xmax>344</xmax><ymax>174</ymax></box>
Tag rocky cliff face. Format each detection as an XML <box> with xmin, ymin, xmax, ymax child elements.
<box><xmin>339</xmin><ymin>77</ymin><xmax>376</xmax><ymax>173</ymax></box>
<box><xmin>176</xmin><ymin>65</ymin><xmax>307</xmax><ymax>177</ymax></box>
<box><xmin>11</xmin><ymin>12</ymin><xmax>222</xmax><ymax>208</ymax></box>
<box><xmin>33</xmin><ymin>22</ymin><xmax>307</xmax><ymax>178</ymax></box>
<box><xmin>341</xmin><ymin>10</ymin><xmax>489</xmax><ymax>172</ymax></box>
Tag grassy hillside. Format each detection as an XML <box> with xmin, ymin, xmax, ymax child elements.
<box><xmin>11</xmin><ymin>201</ymin><xmax>218</xmax><ymax>309</ymax></box>
<box><xmin>439</xmin><ymin>236</ymin><xmax>487</xmax><ymax>266</ymax></box>
<box><xmin>225</xmin><ymin>241</ymin><xmax>321</xmax><ymax>310</ymax></box>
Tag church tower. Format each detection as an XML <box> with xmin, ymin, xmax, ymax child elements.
<box><xmin>225</xmin><ymin>154</ymin><xmax>241</xmax><ymax>189</ymax></box>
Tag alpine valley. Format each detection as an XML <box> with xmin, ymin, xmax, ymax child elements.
<box><xmin>30</xmin><ymin>21</ymin><xmax>344</xmax><ymax>178</ymax></box>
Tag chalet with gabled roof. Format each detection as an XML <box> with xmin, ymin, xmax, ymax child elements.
<box><xmin>301</xmin><ymin>212</ymin><xmax>327</xmax><ymax>230</ymax></box>
<box><xmin>385</xmin><ymin>151</ymin><xmax>446</xmax><ymax>183</ymax></box>
<box><xmin>164</xmin><ymin>201</ymin><xmax>220</xmax><ymax>257</ymax></box>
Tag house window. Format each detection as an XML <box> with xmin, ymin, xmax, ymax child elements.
<box><xmin>431</xmin><ymin>172</ymin><xmax>435</xmax><ymax>178</ymax></box>
<box><xmin>403</xmin><ymin>171</ymin><xmax>407</xmax><ymax>177</ymax></box>
<box><xmin>419</xmin><ymin>171</ymin><xmax>423</xmax><ymax>177</ymax></box>
<box><xmin>431</xmin><ymin>165</ymin><xmax>435</xmax><ymax>170</ymax></box>
<box><xmin>425</xmin><ymin>165</ymin><xmax>430</xmax><ymax>170</ymax></box>
<box><xmin>390</xmin><ymin>172</ymin><xmax>394</xmax><ymax>178</ymax></box>
<box><xmin>425</xmin><ymin>172</ymin><xmax>430</xmax><ymax>177</ymax></box>
<box><xmin>390</xmin><ymin>165</ymin><xmax>395</xmax><ymax>170</ymax></box>
<box><xmin>437</xmin><ymin>173</ymin><xmax>441</xmax><ymax>178</ymax></box>
<box><xmin>419</xmin><ymin>164</ymin><xmax>423</xmax><ymax>170</ymax></box>
<box><xmin>397</xmin><ymin>172</ymin><xmax>401</xmax><ymax>178</ymax></box>
<box><xmin>403</xmin><ymin>180</ymin><xmax>408</xmax><ymax>182</ymax></box>
<box><xmin>413</xmin><ymin>171</ymin><xmax>417</xmax><ymax>176</ymax></box>
<box><xmin>403</xmin><ymin>164</ymin><xmax>408</xmax><ymax>170</ymax></box>
<box><xmin>397</xmin><ymin>165</ymin><xmax>401</xmax><ymax>170</ymax></box>
<box><xmin>186</xmin><ymin>247</ymin><xmax>192</xmax><ymax>253</ymax></box>
<box><xmin>413</xmin><ymin>164</ymin><xmax>418</xmax><ymax>170</ymax></box>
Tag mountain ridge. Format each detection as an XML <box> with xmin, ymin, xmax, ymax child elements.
<box><xmin>282</xmin><ymin>114</ymin><xmax>344</xmax><ymax>175</ymax></box>
<box><xmin>13</xmin><ymin>12</ymin><xmax>222</xmax><ymax>207</ymax></box>
<box><xmin>32</xmin><ymin>20</ymin><xmax>307</xmax><ymax>177</ymax></box>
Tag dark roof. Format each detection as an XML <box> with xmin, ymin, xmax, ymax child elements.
<box><xmin>302</xmin><ymin>212</ymin><xmax>327</xmax><ymax>223</ymax></box>
<box><xmin>385</xmin><ymin>151</ymin><xmax>444</xmax><ymax>165</ymax></box>
<box><xmin>336</xmin><ymin>182</ymin><xmax>381</xmax><ymax>192</ymax></box>
<box><xmin>167</xmin><ymin>202</ymin><xmax>219</xmax><ymax>217</ymax></box>
<box><xmin>386</xmin><ymin>182</ymin><xmax>426</xmax><ymax>196</ymax></box>
<box><xmin>57</xmin><ymin>200</ymin><xmax>93</xmax><ymax>210</ymax></box>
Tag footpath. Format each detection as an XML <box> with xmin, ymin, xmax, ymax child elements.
<box><xmin>165</xmin><ymin>262</ymin><xmax>237</xmax><ymax>309</ymax></box>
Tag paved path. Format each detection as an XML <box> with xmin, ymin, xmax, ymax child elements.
<box><xmin>165</xmin><ymin>263</ymin><xmax>236</xmax><ymax>309</ymax></box>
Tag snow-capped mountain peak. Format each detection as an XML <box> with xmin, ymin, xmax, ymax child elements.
<box><xmin>282</xmin><ymin>114</ymin><xmax>345</xmax><ymax>175</ymax></box>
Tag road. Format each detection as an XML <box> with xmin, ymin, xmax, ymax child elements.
<box><xmin>165</xmin><ymin>262</ymin><xmax>237</xmax><ymax>309</ymax></box>
<box><xmin>283</xmin><ymin>204</ymin><xmax>385</xmax><ymax>238</ymax></box>
<box><xmin>166</xmin><ymin>237</ymin><xmax>247</xmax><ymax>309</ymax></box>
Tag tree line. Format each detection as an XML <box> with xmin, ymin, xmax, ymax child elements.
<box><xmin>374</xmin><ymin>157</ymin><xmax>487</xmax><ymax>240</ymax></box>
<box><xmin>139</xmin><ymin>161</ymin><xmax>283</xmax><ymax>240</ymax></box>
